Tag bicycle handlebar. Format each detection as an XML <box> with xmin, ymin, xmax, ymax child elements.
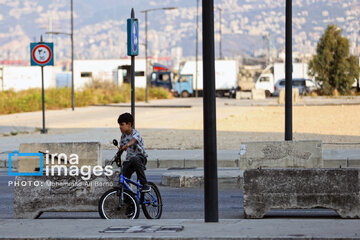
<box><xmin>110</xmin><ymin>149</ymin><xmax>123</xmax><ymax>167</ymax></box>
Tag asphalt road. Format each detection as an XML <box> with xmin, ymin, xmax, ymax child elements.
<box><xmin>0</xmin><ymin>169</ymin><xmax>339</xmax><ymax>220</ymax></box>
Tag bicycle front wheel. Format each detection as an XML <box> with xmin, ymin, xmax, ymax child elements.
<box><xmin>99</xmin><ymin>188</ymin><xmax>139</xmax><ymax>219</ymax></box>
<box><xmin>141</xmin><ymin>182</ymin><xmax>163</xmax><ymax>219</ymax></box>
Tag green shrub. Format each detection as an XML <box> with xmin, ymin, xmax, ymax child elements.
<box><xmin>0</xmin><ymin>80</ymin><xmax>173</xmax><ymax>114</ymax></box>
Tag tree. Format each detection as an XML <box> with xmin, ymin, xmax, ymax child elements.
<box><xmin>308</xmin><ymin>24</ymin><xmax>360</xmax><ymax>95</ymax></box>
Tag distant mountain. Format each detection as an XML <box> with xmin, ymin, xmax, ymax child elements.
<box><xmin>0</xmin><ymin>0</ymin><xmax>359</xmax><ymax>64</ymax></box>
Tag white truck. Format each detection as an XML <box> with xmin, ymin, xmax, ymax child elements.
<box><xmin>255</xmin><ymin>63</ymin><xmax>313</xmax><ymax>97</ymax></box>
<box><xmin>174</xmin><ymin>60</ymin><xmax>239</xmax><ymax>97</ymax></box>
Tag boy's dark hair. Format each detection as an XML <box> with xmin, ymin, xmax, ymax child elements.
<box><xmin>117</xmin><ymin>113</ymin><xmax>134</xmax><ymax>126</ymax></box>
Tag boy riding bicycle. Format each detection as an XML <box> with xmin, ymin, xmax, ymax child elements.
<box><xmin>117</xmin><ymin>112</ymin><xmax>150</xmax><ymax>193</ymax></box>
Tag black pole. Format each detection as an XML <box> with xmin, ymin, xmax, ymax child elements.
<box><xmin>71</xmin><ymin>0</ymin><xmax>75</xmax><ymax>111</ymax></box>
<box><xmin>285</xmin><ymin>0</ymin><xmax>292</xmax><ymax>141</ymax></box>
<box><xmin>195</xmin><ymin>0</ymin><xmax>199</xmax><ymax>98</ymax></box>
<box><xmin>41</xmin><ymin>65</ymin><xmax>47</xmax><ymax>134</ymax></box>
<box><xmin>39</xmin><ymin>35</ymin><xmax>47</xmax><ymax>134</ymax></box>
<box><xmin>202</xmin><ymin>0</ymin><xmax>218</xmax><ymax>222</ymax></box>
<box><xmin>131</xmin><ymin>8</ymin><xmax>136</xmax><ymax>128</ymax></box>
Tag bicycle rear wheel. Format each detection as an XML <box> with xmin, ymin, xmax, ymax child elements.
<box><xmin>141</xmin><ymin>182</ymin><xmax>163</xmax><ymax>219</ymax></box>
<box><xmin>99</xmin><ymin>188</ymin><xmax>139</xmax><ymax>219</ymax></box>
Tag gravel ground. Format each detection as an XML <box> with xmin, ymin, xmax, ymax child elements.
<box><xmin>0</xmin><ymin>97</ymin><xmax>360</xmax><ymax>152</ymax></box>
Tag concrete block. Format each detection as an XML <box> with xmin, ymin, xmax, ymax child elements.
<box><xmin>236</xmin><ymin>91</ymin><xmax>251</xmax><ymax>100</ymax></box>
<box><xmin>13</xmin><ymin>172</ymin><xmax>118</xmax><ymax>218</ymax></box>
<box><xmin>240</xmin><ymin>140</ymin><xmax>323</xmax><ymax>170</ymax></box>
<box><xmin>158</xmin><ymin>159</ymin><xmax>184</xmax><ymax>168</ymax></box>
<box><xmin>278</xmin><ymin>88</ymin><xmax>299</xmax><ymax>104</ymax></box>
<box><xmin>251</xmin><ymin>89</ymin><xmax>266</xmax><ymax>100</ymax></box>
<box><xmin>161</xmin><ymin>170</ymin><xmax>243</xmax><ymax>189</ymax></box>
<box><xmin>243</xmin><ymin>168</ymin><xmax>360</xmax><ymax>219</ymax></box>
<box><xmin>18</xmin><ymin>142</ymin><xmax>102</xmax><ymax>173</ymax></box>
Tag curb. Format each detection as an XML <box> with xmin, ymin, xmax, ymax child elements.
<box><xmin>0</xmin><ymin>219</ymin><xmax>359</xmax><ymax>239</ymax></box>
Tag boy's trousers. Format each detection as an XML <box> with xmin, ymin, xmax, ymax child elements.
<box><xmin>122</xmin><ymin>155</ymin><xmax>147</xmax><ymax>185</ymax></box>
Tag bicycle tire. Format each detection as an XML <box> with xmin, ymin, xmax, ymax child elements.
<box><xmin>99</xmin><ymin>188</ymin><xmax>140</xmax><ymax>219</ymax></box>
<box><xmin>141</xmin><ymin>182</ymin><xmax>163</xmax><ymax>219</ymax></box>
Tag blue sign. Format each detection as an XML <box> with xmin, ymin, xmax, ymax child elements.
<box><xmin>30</xmin><ymin>42</ymin><xmax>54</xmax><ymax>66</ymax></box>
<box><xmin>8</xmin><ymin>151</ymin><xmax>43</xmax><ymax>176</ymax></box>
<box><xmin>127</xmin><ymin>18</ymin><xmax>139</xmax><ymax>56</ymax></box>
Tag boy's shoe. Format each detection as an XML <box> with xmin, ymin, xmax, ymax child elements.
<box><xmin>141</xmin><ymin>185</ymin><xmax>151</xmax><ymax>193</ymax></box>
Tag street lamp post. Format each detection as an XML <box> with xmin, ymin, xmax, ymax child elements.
<box><xmin>216</xmin><ymin>7</ymin><xmax>223</xmax><ymax>59</ymax></box>
<box><xmin>195</xmin><ymin>0</ymin><xmax>199</xmax><ymax>98</ymax></box>
<box><xmin>45</xmin><ymin>0</ymin><xmax>74</xmax><ymax>111</ymax></box>
<box><xmin>71</xmin><ymin>0</ymin><xmax>74</xmax><ymax>111</ymax></box>
<box><xmin>141</xmin><ymin>7</ymin><xmax>177</xmax><ymax>103</ymax></box>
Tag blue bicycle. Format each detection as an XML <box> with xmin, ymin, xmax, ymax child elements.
<box><xmin>98</xmin><ymin>139</ymin><xmax>163</xmax><ymax>219</ymax></box>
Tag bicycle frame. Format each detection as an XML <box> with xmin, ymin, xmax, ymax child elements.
<box><xmin>118</xmin><ymin>171</ymin><xmax>157</xmax><ymax>206</ymax></box>
<box><xmin>111</xmin><ymin>146</ymin><xmax>157</xmax><ymax>210</ymax></box>
<box><xmin>119</xmin><ymin>173</ymin><xmax>142</xmax><ymax>201</ymax></box>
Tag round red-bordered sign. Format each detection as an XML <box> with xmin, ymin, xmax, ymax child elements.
<box><xmin>32</xmin><ymin>44</ymin><xmax>52</xmax><ymax>65</ymax></box>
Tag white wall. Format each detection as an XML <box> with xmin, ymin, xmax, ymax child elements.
<box><xmin>1</xmin><ymin>65</ymin><xmax>59</xmax><ymax>91</ymax></box>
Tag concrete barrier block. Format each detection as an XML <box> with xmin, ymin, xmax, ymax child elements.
<box><xmin>243</xmin><ymin>168</ymin><xmax>360</xmax><ymax>219</ymax></box>
<box><xmin>161</xmin><ymin>170</ymin><xmax>242</xmax><ymax>189</ymax></box>
<box><xmin>18</xmin><ymin>142</ymin><xmax>102</xmax><ymax>173</ymax></box>
<box><xmin>251</xmin><ymin>89</ymin><xmax>266</xmax><ymax>100</ymax></box>
<box><xmin>236</xmin><ymin>91</ymin><xmax>252</xmax><ymax>100</ymax></box>
<box><xmin>240</xmin><ymin>140</ymin><xmax>323</xmax><ymax>170</ymax></box>
<box><xmin>278</xmin><ymin>88</ymin><xmax>299</xmax><ymax>104</ymax></box>
<box><xmin>13</xmin><ymin>173</ymin><xmax>118</xmax><ymax>219</ymax></box>
<box><xmin>158</xmin><ymin>159</ymin><xmax>184</xmax><ymax>168</ymax></box>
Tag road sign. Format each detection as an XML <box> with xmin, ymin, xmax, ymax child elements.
<box><xmin>127</xmin><ymin>18</ymin><xmax>139</xmax><ymax>56</ymax></box>
<box><xmin>30</xmin><ymin>42</ymin><xmax>54</xmax><ymax>66</ymax></box>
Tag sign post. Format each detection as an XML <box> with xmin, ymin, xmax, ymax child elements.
<box><xmin>127</xmin><ymin>8</ymin><xmax>139</xmax><ymax>128</ymax></box>
<box><xmin>30</xmin><ymin>35</ymin><xmax>54</xmax><ymax>134</ymax></box>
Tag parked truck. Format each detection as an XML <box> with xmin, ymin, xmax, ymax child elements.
<box><xmin>254</xmin><ymin>62</ymin><xmax>313</xmax><ymax>97</ymax></box>
<box><xmin>151</xmin><ymin>60</ymin><xmax>239</xmax><ymax>97</ymax></box>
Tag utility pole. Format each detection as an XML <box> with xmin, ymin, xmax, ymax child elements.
<box><xmin>218</xmin><ymin>7</ymin><xmax>223</xmax><ymax>59</ymax></box>
<box><xmin>195</xmin><ymin>0</ymin><xmax>199</xmax><ymax>98</ymax></box>
<box><xmin>202</xmin><ymin>0</ymin><xmax>218</xmax><ymax>223</ymax></box>
<box><xmin>285</xmin><ymin>0</ymin><xmax>292</xmax><ymax>141</ymax></box>
<box><xmin>71</xmin><ymin>0</ymin><xmax>75</xmax><ymax>111</ymax></box>
<box><xmin>141</xmin><ymin>7</ymin><xmax>177</xmax><ymax>103</ymax></box>
<box><xmin>144</xmin><ymin>11</ymin><xmax>148</xmax><ymax>103</ymax></box>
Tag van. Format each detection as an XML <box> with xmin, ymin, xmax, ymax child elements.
<box><xmin>273</xmin><ymin>78</ymin><xmax>319</xmax><ymax>96</ymax></box>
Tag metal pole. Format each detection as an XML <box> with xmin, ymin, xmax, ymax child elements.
<box><xmin>219</xmin><ymin>8</ymin><xmax>222</xmax><ymax>59</ymax></box>
<box><xmin>202</xmin><ymin>0</ymin><xmax>218</xmax><ymax>222</ymax></box>
<box><xmin>285</xmin><ymin>0</ymin><xmax>292</xmax><ymax>141</ymax></box>
<box><xmin>145</xmin><ymin>11</ymin><xmax>149</xmax><ymax>103</ymax></box>
<box><xmin>39</xmin><ymin>35</ymin><xmax>47</xmax><ymax>134</ymax></box>
<box><xmin>71</xmin><ymin>0</ymin><xmax>75</xmax><ymax>111</ymax></box>
<box><xmin>131</xmin><ymin>9</ymin><xmax>136</xmax><ymax>128</ymax></box>
<box><xmin>195</xmin><ymin>0</ymin><xmax>199</xmax><ymax>98</ymax></box>
<box><xmin>41</xmin><ymin>65</ymin><xmax>47</xmax><ymax>134</ymax></box>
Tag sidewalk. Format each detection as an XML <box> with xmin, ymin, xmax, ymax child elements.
<box><xmin>0</xmin><ymin>219</ymin><xmax>359</xmax><ymax>239</ymax></box>
<box><xmin>2</xmin><ymin>149</ymin><xmax>360</xmax><ymax>169</ymax></box>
